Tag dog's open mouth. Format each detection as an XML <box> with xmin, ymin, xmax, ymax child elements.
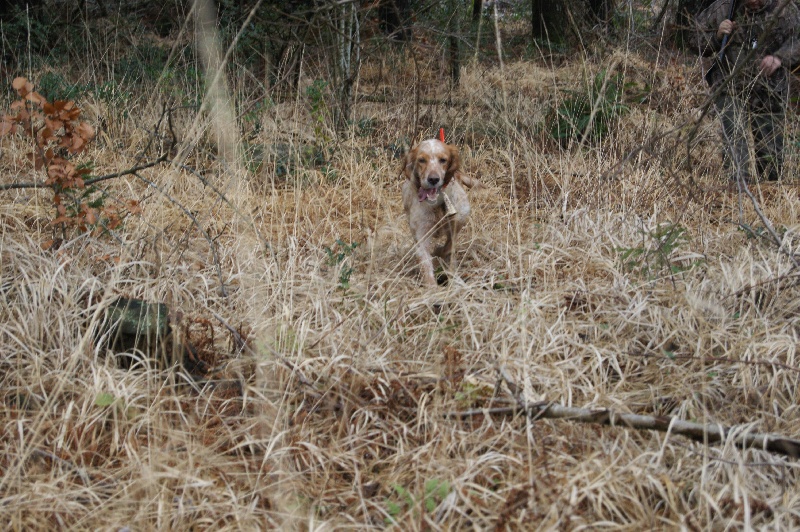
<box><xmin>417</xmin><ymin>186</ymin><xmax>440</xmax><ymax>203</ymax></box>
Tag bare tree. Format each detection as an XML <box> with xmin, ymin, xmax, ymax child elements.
<box><xmin>448</xmin><ymin>0</ymin><xmax>464</xmax><ymax>88</ymax></box>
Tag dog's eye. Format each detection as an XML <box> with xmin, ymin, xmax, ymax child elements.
<box><xmin>418</xmin><ymin>158</ymin><xmax>426</xmax><ymax>164</ymax></box>
<box><xmin>439</xmin><ymin>158</ymin><xmax>447</xmax><ymax>164</ymax></box>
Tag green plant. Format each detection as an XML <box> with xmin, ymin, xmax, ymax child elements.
<box><xmin>37</xmin><ymin>72</ymin><xmax>83</xmax><ymax>102</ymax></box>
<box><xmin>423</xmin><ymin>479</ymin><xmax>450</xmax><ymax>511</ymax></box>
<box><xmin>385</xmin><ymin>479</ymin><xmax>451</xmax><ymax>524</ymax></box>
<box><xmin>355</xmin><ymin>117</ymin><xmax>376</xmax><ymax>137</ymax></box>
<box><xmin>616</xmin><ymin>223</ymin><xmax>703</xmax><ymax>278</ymax></box>
<box><xmin>323</xmin><ymin>239</ymin><xmax>360</xmax><ymax>290</ymax></box>
<box><xmin>94</xmin><ymin>391</ymin><xmax>140</xmax><ymax>422</ymax></box>
<box><xmin>547</xmin><ymin>69</ymin><xmax>629</xmax><ymax>146</ymax></box>
<box><xmin>94</xmin><ymin>392</ymin><xmax>116</xmax><ymax>407</ymax></box>
<box><xmin>35</xmin><ymin>74</ymin><xmax>132</xmax><ymax>115</ymax></box>
<box><xmin>385</xmin><ymin>484</ymin><xmax>414</xmax><ymax>523</ymax></box>
<box><xmin>113</xmin><ymin>44</ymin><xmax>201</xmax><ymax>104</ymax></box>
<box><xmin>0</xmin><ymin>4</ymin><xmax>79</xmax><ymax>64</ymax></box>
<box><xmin>116</xmin><ymin>44</ymin><xmax>171</xmax><ymax>83</ymax></box>
<box><xmin>306</xmin><ymin>79</ymin><xmax>330</xmax><ymax>143</ymax></box>
<box><xmin>242</xmin><ymin>97</ymin><xmax>274</xmax><ymax>132</ymax></box>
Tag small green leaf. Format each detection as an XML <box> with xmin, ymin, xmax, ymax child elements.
<box><xmin>425</xmin><ymin>496</ymin><xmax>437</xmax><ymax>512</ymax></box>
<box><xmin>386</xmin><ymin>501</ymin><xmax>402</xmax><ymax>517</ymax></box>
<box><xmin>393</xmin><ymin>484</ymin><xmax>412</xmax><ymax>505</ymax></box>
<box><xmin>424</xmin><ymin>479</ymin><xmax>450</xmax><ymax>512</ymax></box>
<box><xmin>95</xmin><ymin>392</ymin><xmax>115</xmax><ymax>407</ymax></box>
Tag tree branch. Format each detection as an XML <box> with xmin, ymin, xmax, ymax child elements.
<box><xmin>1</xmin><ymin>103</ymin><xmax>179</xmax><ymax>192</ymax></box>
<box><xmin>480</xmin><ymin>369</ymin><xmax>800</xmax><ymax>458</ymax></box>
<box><xmin>0</xmin><ymin>155</ymin><xmax>169</xmax><ymax>190</ymax></box>
<box><xmin>0</xmin><ymin>157</ymin><xmax>170</xmax><ymax>192</ymax></box>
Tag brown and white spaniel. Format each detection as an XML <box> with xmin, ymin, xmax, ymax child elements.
<box><xmin>401</xmin><ymin>139</ymin><xmax>480</xmax><ymax>286</ymax></box>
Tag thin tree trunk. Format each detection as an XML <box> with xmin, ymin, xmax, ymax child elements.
<box><xmin>472</xmin><ymin>0</ymin><xmax>482</xmax><ymax>21</ymax></box>
<box><xmin>335</xmin><ymin>1</ymin><xmax>360</xmax><ymax>130</ymax></box>
<box><xmin>531</xmin><ymin>0</ymin><xmax>565</xmax><ymax>42</ymax></box>
<box><xmin>448</xmin><ymin>0</ymin><xmax>461</xmax><ymax>88</ymax></box>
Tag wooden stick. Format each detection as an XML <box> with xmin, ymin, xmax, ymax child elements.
<box><xmin>446</xmin><ymin>401</ymin><xmax>800</xmax><ymax>458</ymax></box>
<box><xmin>450</xmin><ymin>369</ymin><xmax>800</xmax><ymax>458</ymax></box>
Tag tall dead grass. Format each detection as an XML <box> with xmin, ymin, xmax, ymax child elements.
<box><xmin>1</xmin><ymin>7</ymin><xmax>800</xmax><ymax>530</ymax></box>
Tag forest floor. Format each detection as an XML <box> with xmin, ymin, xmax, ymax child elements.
<box><xmin>1</xmin><ymin>9</ymin><xmax>800</xmax><ymax>529</ymax></box>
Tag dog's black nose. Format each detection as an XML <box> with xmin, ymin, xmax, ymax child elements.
<box><xmin>428</xmin><ymin>177</ymin><xmax>440</xmax><ymax>186</ymax></box>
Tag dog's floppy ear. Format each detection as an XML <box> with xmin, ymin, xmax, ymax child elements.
<box><xmin>401</xmin><ymin>146</ymin><xmax>418</xmax><ymax>180</ymax></box>
<box><xmin>444</xmin><ymin>143</ymin><xmax>460</xmax><ymax>183</ymax></box>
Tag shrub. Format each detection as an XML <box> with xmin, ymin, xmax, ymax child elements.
<box><xmin>0</xmin><ymin>77</ymin><xmax>137</xmax><ymax>236</ymax></box>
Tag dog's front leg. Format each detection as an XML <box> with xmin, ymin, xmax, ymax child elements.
<box><xmin>414</xmin><ymin>228</ymin><xmax>438</xmax><ymax>286</ymax></box>
<box><xmin>434</xmin><ymin>217</ymin><xmax>464</xmax><ymax>266</ymax></box>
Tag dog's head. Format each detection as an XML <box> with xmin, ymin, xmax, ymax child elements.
<box><xmin>402</xmin><ymin>139</ymin><xmax>460</xmax><ymax>202</ymax></box>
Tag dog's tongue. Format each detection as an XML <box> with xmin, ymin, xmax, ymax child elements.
<box><xmin>418</xmin><ymin>187</ymin><xmax>438</xmax><ymax>202</ymax></box>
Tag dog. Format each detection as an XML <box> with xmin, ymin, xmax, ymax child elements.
<box><xmin>401</xmin><ymin>139</ymin><xmax>480</xmax><ymax>286</ymax></box>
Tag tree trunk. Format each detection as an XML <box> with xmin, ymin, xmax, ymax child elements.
<box><xmin>335</xmin><ymin>1</ymin><xmax>361</xmax><ymax>130</ymax></box>
<box><xmin>472</xmin><ymin>0</ymin><xmax>483</xmax><ymax>21</ymax></box>
<box><xmin>531</xmin><ymin>0</ymin><xmax>566</xmax><ymax>42</ymax></box>
<box><xmin>448</xmin><ymin>0</ymin><xmax>463</xmax><ymax>88</ymax></box>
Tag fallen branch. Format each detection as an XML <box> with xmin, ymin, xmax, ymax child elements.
<box><xmin>464</xmin><ymin>369</ymin><xmax>800</xmax><ymax>458</ymax></box>
<box><xmin>0</xmin><ymin>156</ymin><xmax>170</xmax><ymax>192</ymax></box>
<box><xmin>30</xmin><ymin>448</ymin><xmax>91</xmax><ymax>486</ymax></box>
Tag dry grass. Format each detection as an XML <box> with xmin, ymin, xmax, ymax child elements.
<box><xmin>2</xmin><ymin>19</ymin><xmax>800</xmax><ymax>530</ymax></box>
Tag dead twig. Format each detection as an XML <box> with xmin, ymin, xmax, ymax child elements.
<box><xmin>481</xmin><ymin>370</ymin><xmax>800</xmax><ymax>458</ymax></box>
<box><xmin>208</xmin><ymin>308</ymin><xmax>319</xmax><ymax>394</ymax></box>
<box><xmin>736</xmin><ymin>180</ymin><xmax>800</xmax><ymax>269</ymax></box>
<box><xmin>0</xmin><ymin>156</ymin><xmax>170</xmax><ymax>192</ymax></box>
<box><xmin>30</xmin><ymin>448</ymin><xmax>91</xmax><ymax>486</ymax></box>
